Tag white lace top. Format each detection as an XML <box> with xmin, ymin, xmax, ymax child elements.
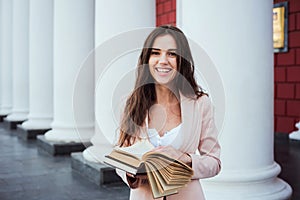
<box><xmin>145</xmin><ymin>115</ymin><xmax>182</xmax><ymax>149</ymax></box>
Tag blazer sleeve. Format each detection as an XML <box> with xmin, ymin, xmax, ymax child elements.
<box><xmin>190</xmin><ymin>96</ymin><xmax>221</xmax><ymax>179</ymax></box>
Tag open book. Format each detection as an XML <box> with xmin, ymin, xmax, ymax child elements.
<box><xmin>104</xmin><ymin>140</ymin><xmax>193</xmax><ymax>199</ymax></box>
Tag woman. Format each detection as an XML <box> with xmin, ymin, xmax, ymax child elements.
<box><xmin>116</xmin><ymin>25</ymin><xmax>221</xmax><ymax>200</ymax></box>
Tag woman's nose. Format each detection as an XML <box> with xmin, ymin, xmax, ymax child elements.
<box><xmin>158</xmin><ymin>53</ymin><xmax>168</xmax><ymax>64</ymax></box>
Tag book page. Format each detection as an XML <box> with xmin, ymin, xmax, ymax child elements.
<box><xmin>107</xmin><ymin>150</ymin><xmax>141</xmax><ymax>168</ymax></box>
<box><xmin>147</xmin><ymin>157</ymin><xmax>191</xmax><ymax>185</ymax></box>
<box><xmin>147</xmin><ymin>161</ymin><xmax>184</xmax><ymax>192</ymax></box>
<box><xmin>115</xmin><ymin>139</ymin><xmax>154</xmax><ymax>159</ymax></box>
<box><xmin>145</xmin><ymin>164</ymin><xmax>178</xmax><ymax>199</ymax></box>
<box><xmin>104</xmin><ymin>140</ymin><xmax>154</xmax><ymax>175</ymax></box>
<box><xmin>104</xmin><ymin>156</ymin><xmax>139</xmax><ymax>175</ymax></box>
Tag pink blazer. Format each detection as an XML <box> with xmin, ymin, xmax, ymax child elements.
<box><xmin>116</xmin><ymin>94</ymin><xmax>221</xmax><ymax>200</ymax></box>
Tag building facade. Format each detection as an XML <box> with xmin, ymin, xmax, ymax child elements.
<box><xmin>0</xmin><ymin>0</ymin><xmax>296</xmax><ymax>199</ymax></box>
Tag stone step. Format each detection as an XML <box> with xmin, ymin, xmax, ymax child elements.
<box><xmin>16</xmin><ymin>124</ymin><xmax>50</xmax><ymax>140</ymax></box>
<box><xmin>37</xmin><ymin>135</ymin><xmax>91</xmax><ymax>156</ymax></box>
<box><xmin>71</xmin><ymin>152</ymin><xmax>123</xmax><ymax>186</ymax></box>
<box><xmin>2</xmin><ymin>118</ymin><xmax>24</xmax><ymax>130</ymax></box>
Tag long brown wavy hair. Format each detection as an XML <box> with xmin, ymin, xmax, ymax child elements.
<box><xmin>117</xmin><ymin>25</ymin><xmax>206</xmax><ymax>147</ymax></box>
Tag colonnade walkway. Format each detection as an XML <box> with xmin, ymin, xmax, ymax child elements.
<box><xmin>0</xmin><ymin>121</ymin><xmax>299</xmax><ymax>200</ymax></box>
<box><xmin>0</xmin><ymin>124</ymin><xmax>129</xmax><ymax>200</ymax></box>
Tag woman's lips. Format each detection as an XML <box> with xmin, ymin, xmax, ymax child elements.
<box><xmin>155</xmin><ymin>67</ymin><xmax>172</xmax><ymax>73</ymax></box>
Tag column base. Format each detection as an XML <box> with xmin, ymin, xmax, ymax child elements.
<box><xmin>37</xmin><ymin>135</ymin><xmax>91</xmax><ymax>156</ymax></box>
<box><xmin>83</xmin><ymin>145</ymin><xmax>114</xmax><ymax>163</ymax></box>
<box><xmin>71</xmin><ymin>152</ymin><xmax>123</xmax><ymax>186</ymax></box>
<box><xmin>0</xmin><ymin>107</ymin><xmax>12</xmax><ymax>117</ymax></box>
<box><xmin>44</xmin><ymin>128</ymin><xmax>94</xmax><ymax>143</ymax></box>
<box><xmin>289</xmin><ymin>125</ymin><xmax>300</xmax><ymax>141</ymax></box>
<box><xmin>16</xmin><ymin>124</ymin><xmax>50</xmax><ymax>140</ymax></box>
<box><xmin>3</xmin><ymin>118</ymin><xmax>24</xmax><ymax>130</ymax></box>
<box><xmin>201</xmin><ymin>163</ymin><xmax>292</xmax><ymax>200</ymax></box>
<box><xmin>5</xmin><ymin>112</ymin><xmax>28</xmax><ymax>122</ymax></box>
<box><xmin>21</xmin><ymin>119</ymin><xmax>52</xmax><ymax>130</ymax></box>
<box><xmin>202</xmin><ymin>178</ymin><xmax>292</xmax><ymax>200</ymax></box>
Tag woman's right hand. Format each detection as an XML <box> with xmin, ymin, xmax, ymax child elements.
<box><xmin>126</xmin><ymin>172</ymin><xmax>148</xmax><ymax>189</ymax></box>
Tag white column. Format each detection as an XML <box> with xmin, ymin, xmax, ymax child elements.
<box><xmin>6</xmin><ymin>0</ymin><xmax>29</xmax><ymax>122</ymax></box>
<box><xmin>21</xmin><ymin>0</ymin><xmax>53</xmax><ymax>130</ymax></box>
<box><xmin>83</xmin><ymin>0</ymin><xmax>156</xmax><ymax>162</ymax></box>
<box><xmin>178</xmin><ymin>0</ymin><xmax>292</xmax><ymax>199</ymax></box>
<box><xmin>44</xmin><ymin>0</ymin><xmax>94</xmax><ymax>143</ymax></box>
<box><xmin>0</xmin><ymin>0</ymin><xmax>13</xmax><ymax>116</ymax></box>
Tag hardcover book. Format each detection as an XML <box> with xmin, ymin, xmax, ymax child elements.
<box><xmin>104</xmin><ymin>140</ymin><xmax>193</xmax><ymax>199</ymax></box>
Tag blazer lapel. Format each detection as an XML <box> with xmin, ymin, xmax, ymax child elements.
<box><xmin>179</xmin><ymin>93</ymin><xmax>197</xmax><ymax>152</ymax></box>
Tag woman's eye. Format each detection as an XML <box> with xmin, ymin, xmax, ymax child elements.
<box><xmin>168</xmin><ymin>52</ymin><xmax>177</xmax><ymax>57</ymax></box>
<box><xmin>151</xmin><ymin>51</ymin><xmax>160</xmax><ymax>55</ymax></box>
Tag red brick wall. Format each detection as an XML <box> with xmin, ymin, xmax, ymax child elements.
<box><xmin>274</xmin><ymin>0</ymin><xmax>300</xmax><ymax>133</ymax></box>
<box><xmin>156</xmin><ymin>0</ymin><xmax>176</xmax><ymax>26</ymax></box>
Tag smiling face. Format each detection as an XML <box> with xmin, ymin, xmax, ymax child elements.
<box><xmin>148</xmin><ymin>34</ymin><xmax>177</xmax><ymax>85</ymax></box>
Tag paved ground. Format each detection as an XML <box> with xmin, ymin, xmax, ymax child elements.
<box><xmin>0</xmin><ymin>123</ymin><xmax>299</xmax><ymax>200</ymax></box>
<box><xmin>0</xmin><ymin>125</ymin><xmax>129</xmax><ymax>200</ymax></box>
